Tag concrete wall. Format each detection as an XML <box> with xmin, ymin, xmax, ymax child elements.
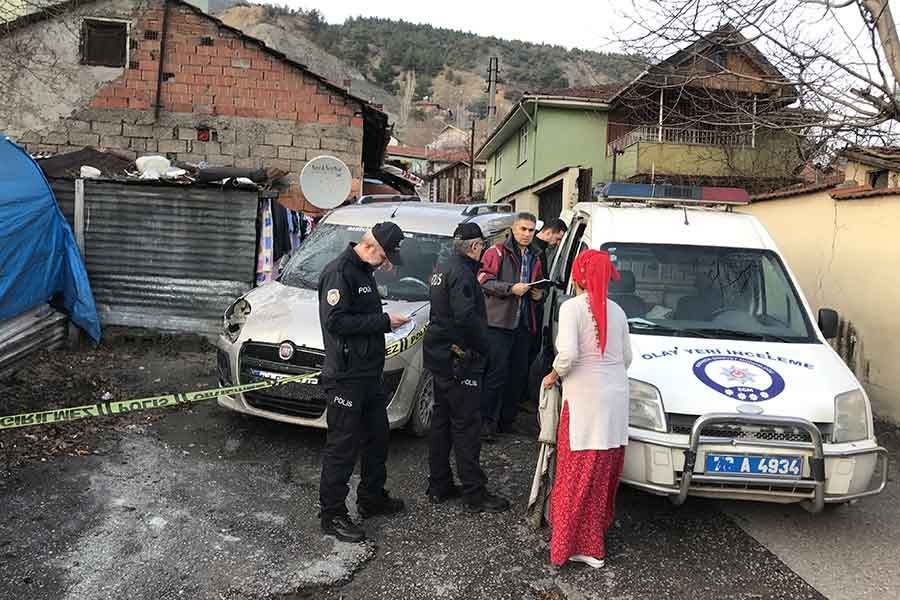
<box><xmin>1</xmin><ymin>0</ymin><xmax>366</xmax><ymax>211</ymax></box>
<box><xmin>631</xmin><ymin>131</ymin><xmax>799</xmax><ymax>179</ymax></box>
<box><xmin>743</xmin><ymin>192</ymin><xmax>900</xmax><ymax>422</ymax></box>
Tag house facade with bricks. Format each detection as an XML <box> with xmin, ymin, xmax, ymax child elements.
<box><xmin>0</xmin><ymin>0</ymin><xmax>388</xmax><ymax>212</ymax></box>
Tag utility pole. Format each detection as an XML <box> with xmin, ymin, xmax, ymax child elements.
<box><xmin>486</xmin><ymin>57</ymin><xmax>499</xmax><ymax>121</ymax></box>
<box><xmin>469</xmin><ymin>118</ymin><xmax>476</xmax><ymax>199</ymax></box>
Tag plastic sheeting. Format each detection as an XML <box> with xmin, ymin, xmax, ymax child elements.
<box><xmin>0</xmin><ymin>136</ymin><xmax>101</xmax><ymax>342</ymax></box>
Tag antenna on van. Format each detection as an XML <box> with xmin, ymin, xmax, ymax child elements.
<box><xmin>683</xmin><ymin>206</ymin><xmax>690</xmax><ymax>226</ymax></box>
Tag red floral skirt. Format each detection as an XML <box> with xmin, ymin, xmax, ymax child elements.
<box><xmin>549</xmin><ymin>401</ymin><xmax>625</xmax><ymax>565</ymax></box>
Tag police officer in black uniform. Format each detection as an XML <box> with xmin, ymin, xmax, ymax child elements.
<box><xmin>318</xmin><ymin>222</ymin><xmax>410</xmax><ymax>542</ymax></box>
<box><xmin>423</xmin><ymin>223</ymin><xmax>511</xmax><ymax>513</ymax></box>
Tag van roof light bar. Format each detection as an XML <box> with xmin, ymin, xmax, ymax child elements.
<box><xmin>600</xmin><ymin>183</ymin><xmax>751</xmax><ymax>206</ymax></box>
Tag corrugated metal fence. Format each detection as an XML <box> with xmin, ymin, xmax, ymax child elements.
<box><xmin>0</xmin><ymin>304</ymin><xmax>68</xmax><ymax>380</ymax></box>
<box><xmin>50</xmin><ymin>179</ymin><xmax>258</xmax><ymax>336</ymax></box>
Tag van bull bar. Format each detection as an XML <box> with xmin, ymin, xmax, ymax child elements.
<box><xmin>623</xmin><ymin>413</ymin><xmax>889</xmax><ymax>513</ymax></box>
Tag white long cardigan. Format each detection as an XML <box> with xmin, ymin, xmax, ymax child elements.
<box><xmin>551</xmin><ymin>294</ymin><xmax>633</xmax><ymax>451</ymax></box>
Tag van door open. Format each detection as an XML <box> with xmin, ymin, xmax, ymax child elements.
<box><xmin>543</xmin><ymin>214</ymin><xmax>589</xmax><ymax>353</ymax></box>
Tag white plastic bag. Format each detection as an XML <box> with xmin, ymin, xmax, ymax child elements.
<box><xmin>79</xmin><ymin>165</ymin><xmax>101</xmax><ymax>178</ymax></box>
<box><xmin>136</xmin><ymin>155</ymin><xmax>171</xmax><ymax>175</ymax></box>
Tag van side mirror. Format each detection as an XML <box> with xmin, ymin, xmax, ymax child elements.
<box><xmin>818</xmin><ymin>308</ymin><xmax>839</xmax><ymax>339</ymax></box>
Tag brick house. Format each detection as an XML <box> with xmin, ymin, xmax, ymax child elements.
<box><xmin>0</xmin><ymin>0</ymin><xmax>388</xmax><ymax>212</ymax></box>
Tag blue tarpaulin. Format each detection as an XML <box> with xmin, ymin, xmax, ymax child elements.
<box><xmin>0</xmin><ymin>136</ymin><xmax>101</xmax><ymax>342</ymax></box>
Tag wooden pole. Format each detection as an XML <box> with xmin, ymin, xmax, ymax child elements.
<box><xmin>69</xmin><ymin>179</ymin><xmax>86</xmax><ymax>347</ymax></box>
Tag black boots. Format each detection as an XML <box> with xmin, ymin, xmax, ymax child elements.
<box><xmin>426</xmin><ymin>484</ymin><xmax>462</xmax><ymax>504</ymax></box>
<box><xmin>321</xmin><ymin>514</ymin><xmax>366</xmax><ymax>543</ymax></box>
<box><xmin>464</xmin><ymin>490</ymin><xmax>511</xmax><ymax>513</ymax></box>
<box><xmin>357</xmin><ymin>490</ymin><xmax>406</xmax><ymax>519</ymax></box>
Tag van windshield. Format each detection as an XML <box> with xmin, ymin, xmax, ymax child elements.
<box><xmin>280</xmin><ymin>223</ymin><xmax>452</xmax><ymax>302</ymax></box>
<box><xmin>602</xmin><ymin>243</ymin><xmax>817</xmax><ymax>343</ymax></box>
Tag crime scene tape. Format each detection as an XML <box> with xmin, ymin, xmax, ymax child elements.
<box><xmin>0</xmin><ymin>323</ymin><xmax>429</xmax><ymax>431</ymax></box>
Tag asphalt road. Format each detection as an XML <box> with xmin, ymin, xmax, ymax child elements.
<box><xmin>0</xmin><ymin>337</ymin><xmax>896</xmax><ymax>599</ymax></box>
<box><xmin>1</xmin><ymin>400</ymin><xmax>829</xmax><ymax>600</ymax></box>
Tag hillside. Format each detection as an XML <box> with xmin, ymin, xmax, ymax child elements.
<box><xmin>215</xmin><ymin>3</ymin><xmax>641</xmax><ymax>144</ymax></box>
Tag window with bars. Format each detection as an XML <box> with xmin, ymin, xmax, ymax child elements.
<box><xmin>81</xmin><ymin>19</ymin><xmax>128</xmax><ymax>67</ymax></box>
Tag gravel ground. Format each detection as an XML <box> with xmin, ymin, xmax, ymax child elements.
<box><xmin>0</xmin><ymin>333</ymin><xmax>880</xmax><ymax>599</ymax></box>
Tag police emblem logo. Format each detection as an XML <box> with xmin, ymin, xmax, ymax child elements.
<box><xmin>326</xmin><ymin>289</ymin><xmax>340</xmax><ymax>306</ymax></box>
<box><xmin>692</xmin><ymin>355</ymin><xmax>786</xmax><ymax>402</ymax></box>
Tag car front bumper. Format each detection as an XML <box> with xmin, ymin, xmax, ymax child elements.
<box><xmin>214</xmin><ymin>335</ymin><xmax>419</xmax><ymax>429</ymax></box>
<box><xmin>621</xmin><ymin>413</ymin><xmax>888</xmax><ymax>512</ymax></box>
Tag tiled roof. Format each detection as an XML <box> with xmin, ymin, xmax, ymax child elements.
<box><xmin>532</xmin><ymin>83</ymin><xmax>627</xmax><ymax>102</ymax></box>
<box><xmin>837</xmin><ymin>146</ymin><xmax>900</xmax><ymax>170</ymax></box>
<box><xmin>428</xmin><ymin>149</ymin><xmax>472</xmax><ymax>162</ymax></box>
<box><xmin>386</xmin><ymin>145</ymin><xmax>429</xmax><ymax>159</ymax></box>
<box><xmin>750</xmin><ymin>176</ymin><xmax>844</xmax><ymax>202</ymax></box>
<box><xmin>386</xmin><ymin>145</ymin><xmax>474</xmax><ymax>164</ymax></box>
<box><xmin>830</xmin><ymin>186</ymin><xmax>900</xmax><ymax>200</ymax></box>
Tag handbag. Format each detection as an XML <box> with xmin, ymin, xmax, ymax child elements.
<box><xmin>537</xmin><ymin>382</ymin><xmax>561</xmax><ymax>444</ymax></box>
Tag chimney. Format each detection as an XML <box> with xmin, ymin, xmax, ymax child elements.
<box><xmin>343</xmin><ymin>79</ymin><xmax>352</xmax><ymax>91</ymax></box>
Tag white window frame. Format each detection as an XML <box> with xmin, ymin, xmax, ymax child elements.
<box><xmin>517</xmin><ymin>124</ymin><xmax>528</xmax><ymax>165</ymax></box>
<box><xmin>494</xmin><ymin>149</ymin><xmax>503</xmax><ymax>183</ymax></box>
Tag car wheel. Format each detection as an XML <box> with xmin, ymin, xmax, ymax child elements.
<box><xmin>408</xmin><ymin>370</ymin><xmax>434</xmax><ymax>437</ymax></box>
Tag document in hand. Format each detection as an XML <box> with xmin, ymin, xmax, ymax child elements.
<box><xmin>527</xmin><ymin>279</ymin><xmax>554</xmax><ymax>290</ymax></box>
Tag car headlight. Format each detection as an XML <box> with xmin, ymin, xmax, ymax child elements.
<box><xmin>629</xmin><ymin>378</ymin><xmax>666</xmax><ymax>432</ymax></box>
<box><xmin>833</xmin><ymin>389</ymin><xmax>870</xmax><ymax>443</ymax></box>
<box><xmin>223</xmin><ymin>297</ymin><xmax>251</xmax><ymax>343</ymax></box>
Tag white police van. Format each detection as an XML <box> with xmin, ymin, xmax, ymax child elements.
<box><xmin>542</xmin><ymin>183</ymin><xmax>887</xmax><ymax>512</ymax></box>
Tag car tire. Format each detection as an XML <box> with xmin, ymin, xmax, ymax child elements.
<box><xmin>408</xmin><ymin>370</ymin><xmax>434</xmax><ymax>437</ymax></box>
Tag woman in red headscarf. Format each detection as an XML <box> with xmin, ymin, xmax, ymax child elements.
<box><xmin>541</xmin><ymin>249</ymin><xmax>633</xmax><ymax>568</ymax></box>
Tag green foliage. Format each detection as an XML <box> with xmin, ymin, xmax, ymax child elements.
<box><xmin>289</xmin><ymin>12</ymin><xmax>640</xmax><ymax>96</ymax></box>
<box><xmin>467</xmin><ymin>95</ymin><xmax>489</xmax><ymax>119</ymax></box>
<box><xmin>373</xmin><ymin>59</ymin><xmax>396</xmax><ymax>93</ymax></box>
<box><xmin>445</xmin><ymin>69</ymin><xmax>464</xmax><ymax>85</ymax></box>
<box><xmin>414</xmin><ymin>76</ymin><xmax>433</xmax><ymax>100</ymax></box>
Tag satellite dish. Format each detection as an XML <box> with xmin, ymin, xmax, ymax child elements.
<box><xmin>300</xmin><ymin>155</ymin><xmax>352</xmax><ymax>209</ymax></box>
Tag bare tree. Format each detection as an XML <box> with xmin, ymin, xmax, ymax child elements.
<box><xmin>610</xmin><ymin>0</ymin><xmax>900</xmax><ymax>163</ymax></box>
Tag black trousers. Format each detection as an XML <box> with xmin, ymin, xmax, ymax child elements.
<box><xmin>319</xmin><ymin>378</ymin><xmax>389</xmax><ymax>519</ymax></box>
<box><xmin>428</xmin><ymin>372</ymin><xmax>487</xmax><ymax>500</ymax></box>
<box><xmin>482</xmin><ymin>323</ymin><xmax>533</xmax><ymax>432</ymax></box>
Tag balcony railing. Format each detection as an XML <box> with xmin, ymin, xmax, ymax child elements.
<box><xmin>607</xmin><ymin>124</ymin><xmax>755</xmax><ymax>155</ymax></box>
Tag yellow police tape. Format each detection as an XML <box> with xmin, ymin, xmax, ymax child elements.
<box><xmin>0</xmin><ymin>323</ymin><xmax>429</xmax><ymax>431</ymax></box>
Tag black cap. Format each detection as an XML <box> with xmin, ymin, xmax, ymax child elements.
<box><xmin>453</xmin><ymin>222</ymin><xmax>484</xmax><ymax>241</ymax></box>
<box><xmin>372</xmin><ymin>221</ymin><xmax>405</xmax><ymax>265</ymax></box>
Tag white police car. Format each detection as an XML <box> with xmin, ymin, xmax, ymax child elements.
<box><xmin>215</xmin><ymin>202</ymin><xmax>513</xmax><ymax>435</ymax></box>
<box><xmin>542</xmin><ymin>184</ymin><xmax>887</xmax><ymax>512</ymax></box>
